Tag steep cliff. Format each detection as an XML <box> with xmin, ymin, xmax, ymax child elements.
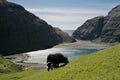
<box><xmin>73</xmin><ymin>5</ymin><xmax>120</xmax><ymax>43</ymax></box>
<box><xmin>73</xmin><ymin>16</ymin><xmax>104</xmax><ymax>40</ymax></box>
<box><xmin>101</xmin><ymin>5</ymin><xmax>120</xmax><ymax>42</ymax></box>
<box><xmin>0</xmin><ymin>1</ymin><xmax>73</xmax><ymax>55</ymax></box>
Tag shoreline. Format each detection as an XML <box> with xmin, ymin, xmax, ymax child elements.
<box><xmin>54</xmin><ymin>40</ymin><xmax>111</xmax><ymax>50</ymax></box>
<box><xmin>5</xmin><ymin>40</ymin><xmax>111</xmax><ymax>70</ymax></box>
<box><xmin>5</xmin><ymin>54</ymin><xmax>47</xmax><ymax>70</ymax></box>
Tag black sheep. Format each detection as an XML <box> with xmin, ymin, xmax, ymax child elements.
<box><xmin>47</xmin><ymin>62</ymin><xmax>59</xmax><ymax>71</ymax></box>
<box><xmin>47</xmin><ymin>53</ymin><xmax>69</xmax><ymax>71</ymax></box>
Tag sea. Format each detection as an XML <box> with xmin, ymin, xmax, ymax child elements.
<box><xmin>23</xmin><ymin>30</ymin><xmax>98</xmax><ymax>64</ymax></box>
<box><xmin>63</xmin><ymin>30</ymin><xmax>75</xmax><ymax>36</ymax></box>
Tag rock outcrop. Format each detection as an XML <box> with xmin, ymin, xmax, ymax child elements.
<box><xmin>0</xmin><ymin>1</ymin><xmax>73</xmax><ymax>55</ymax></box>
<box><xmin>0</xmin><ymin>0</ymin><xmax>6</xmax><ymax>3</ymax></box>
<box><xmin>73</xmin><ymin>5</ymin><xmax>120</xmax><ymax>43</ymax></box>
<box><xmin>101</xmin><ymin>5</ymin><xmax>120</xmax><ymax>42</ymax></box>
<box><xmin>72</xmin><ymin>16</ymin><xmax>104</xmax><ymax>40</ymax></box>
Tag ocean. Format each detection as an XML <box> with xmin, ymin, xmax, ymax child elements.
<box><xmin>63</xmin><ymin>30</ymin><xmax>75</xmax><ymax>36</ymax></box>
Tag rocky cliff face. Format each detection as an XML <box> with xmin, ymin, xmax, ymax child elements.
<box><xmin>73</xmin><ymin>5</ymin><xmax>120</xmax><ymax>43</ymax></box>
<box><xmin>101</xmin><ymin>5</ymin><xmax>120</xmax><ymax>42</ymax></box>
<box><xmin>73</xmin><ymin>16</ymin><xmax>104</xmax><ymax>40</ymax></box>
<box><xmin>0</xmin><ymin>1</ymin><xmax>73</xmax><ymax>55</ymax></box>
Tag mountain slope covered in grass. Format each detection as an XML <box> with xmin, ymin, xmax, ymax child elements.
<box><xmin>0</xmin><ymin>44</ymin><xmax>120</xmax><ymax>80</ymax></box>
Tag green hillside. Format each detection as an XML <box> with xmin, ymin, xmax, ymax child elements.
<box><xmin>0</xmin><ymin>44</ymin><xmax>120</xmax><ymax>80</ymax></box>
<box><xmin>0</xmin><ymin>55</ymin><xmax>22</xmax><ymax>73</ymax></box>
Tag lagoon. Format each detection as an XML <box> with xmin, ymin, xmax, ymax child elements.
<box><xmin>24</xmin><ymin>48</ymin><xmax>98</xmax><ymax>64</ymax></box>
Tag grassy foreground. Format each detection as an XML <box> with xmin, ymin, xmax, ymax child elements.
<box><xmin>0</xmin><ymin>44</ymin><xmax>120</xmax><ymax>80</ymax></box>
<box><xmin>0</xmin><ymin>56</ymin><xmax>22</xmax><ymax>74</ymax></box>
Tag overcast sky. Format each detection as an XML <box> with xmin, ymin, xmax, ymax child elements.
<box><xmin>8</xmin><ymin>0</ymin><xmax>120</xmax><ymax>30</ymax></box>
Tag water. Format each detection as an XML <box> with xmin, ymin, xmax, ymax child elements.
<box><xmin>24</xmin><ymin>48</ymin><xmax>98</xmax><ymax>64</ymax></box>
<box><xmin>63</xmin><ymin>30</ymin><xmax>75</xmax><ymax>36</ymax></box>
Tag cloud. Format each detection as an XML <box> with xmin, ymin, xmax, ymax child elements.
<box><xmin>37</xmin><ymin>15</ymin><xmax>93</xmax><ymax>22</ymax></box>
<box><xmin>26</xmin><ymin>7</ymin><xmax>107</xmax><ymax>30</ymax></box>
<box><xmin>26</xmin><ymin>8</ymin><xmax>107</xmax><ymax>15</ymax></box>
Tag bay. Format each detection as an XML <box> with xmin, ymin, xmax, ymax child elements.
<box><xmin>24</xmin><ymin>48</ymin><xmax>98</xmax><ymax>64</ymax></box>
<box><xmin>63</xmin><ymin>30</ymin><xmax>74</xmax><ymax>36</ymax></box>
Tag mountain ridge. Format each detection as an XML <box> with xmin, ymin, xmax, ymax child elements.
<box><xmin>0</xmin><ymin>1</ymin><xmax>74</xmax><ymax>55</ymax></box>
<box><xmin>73</xmin><ymin>5</ymin><xmax>120</xmax><ymax>43</ymax></box>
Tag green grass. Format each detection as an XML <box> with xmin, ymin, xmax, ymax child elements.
<box><xmin>0</xmin><ymin>55</ymin><xmax>22</xmax><ymax>73</ymax></box>
<box><xmin>0</xmin><ymin>44</ymin><xmax>120</xmax><ymax>80</ymax></box>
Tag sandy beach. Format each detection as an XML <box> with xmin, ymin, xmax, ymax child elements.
<box><xmin>5</xmin><ymin>40</ymin><xmax>111</xmax><ymax>70</ymax></box>
<box><xmin>54</xmin><ymin>40</ymin><xmax>111</xmax><ymax>50</ymax></box>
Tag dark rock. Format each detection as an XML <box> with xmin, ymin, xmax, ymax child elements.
<box><xmin>73</xmin><ymin>5</ymin><xmax>120</xmax><ymax>43</ymax></box>
<box><xmin>108</xmin><ymin>5</ymin><xmax>120</xmax><ymax>16</ymax></box>
<box><xmin>0</xmin><ymin>1</ymin><xmax>71</xmax><ymax>55</ymax></box>
<box><xmin>0</xmin><ymin>0</ymin><xmax>6</xmax><ymax>3</ymax></box>
<box><xmin>54</xmin><ymin>27</ymin><xmax>76</xmax><ymax>42</ymax></box>
<box><xmin>101</xmin><ymin>5</ymin><xmax>120</xmax><ymax>42</ymax></box>
<box><xmin>72</xmin><ymin>16</ymin><xmax>104</xmax><ymax>40</ymax></box>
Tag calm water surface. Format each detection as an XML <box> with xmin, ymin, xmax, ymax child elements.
<box><xmin>24</xmin><ymin>48</ymin><xmax>98</xmax><ymax>64</ymax></box>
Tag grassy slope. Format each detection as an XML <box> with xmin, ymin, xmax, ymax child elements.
<box><xmin>0</xmin><ymin>56</ymin><xmax>22</xmax><ymax>73</ymax></box>
<box><xmin>0</xmin><ymin>44</ymin><xmax>120</xmax><ymax>80</ymax></box>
